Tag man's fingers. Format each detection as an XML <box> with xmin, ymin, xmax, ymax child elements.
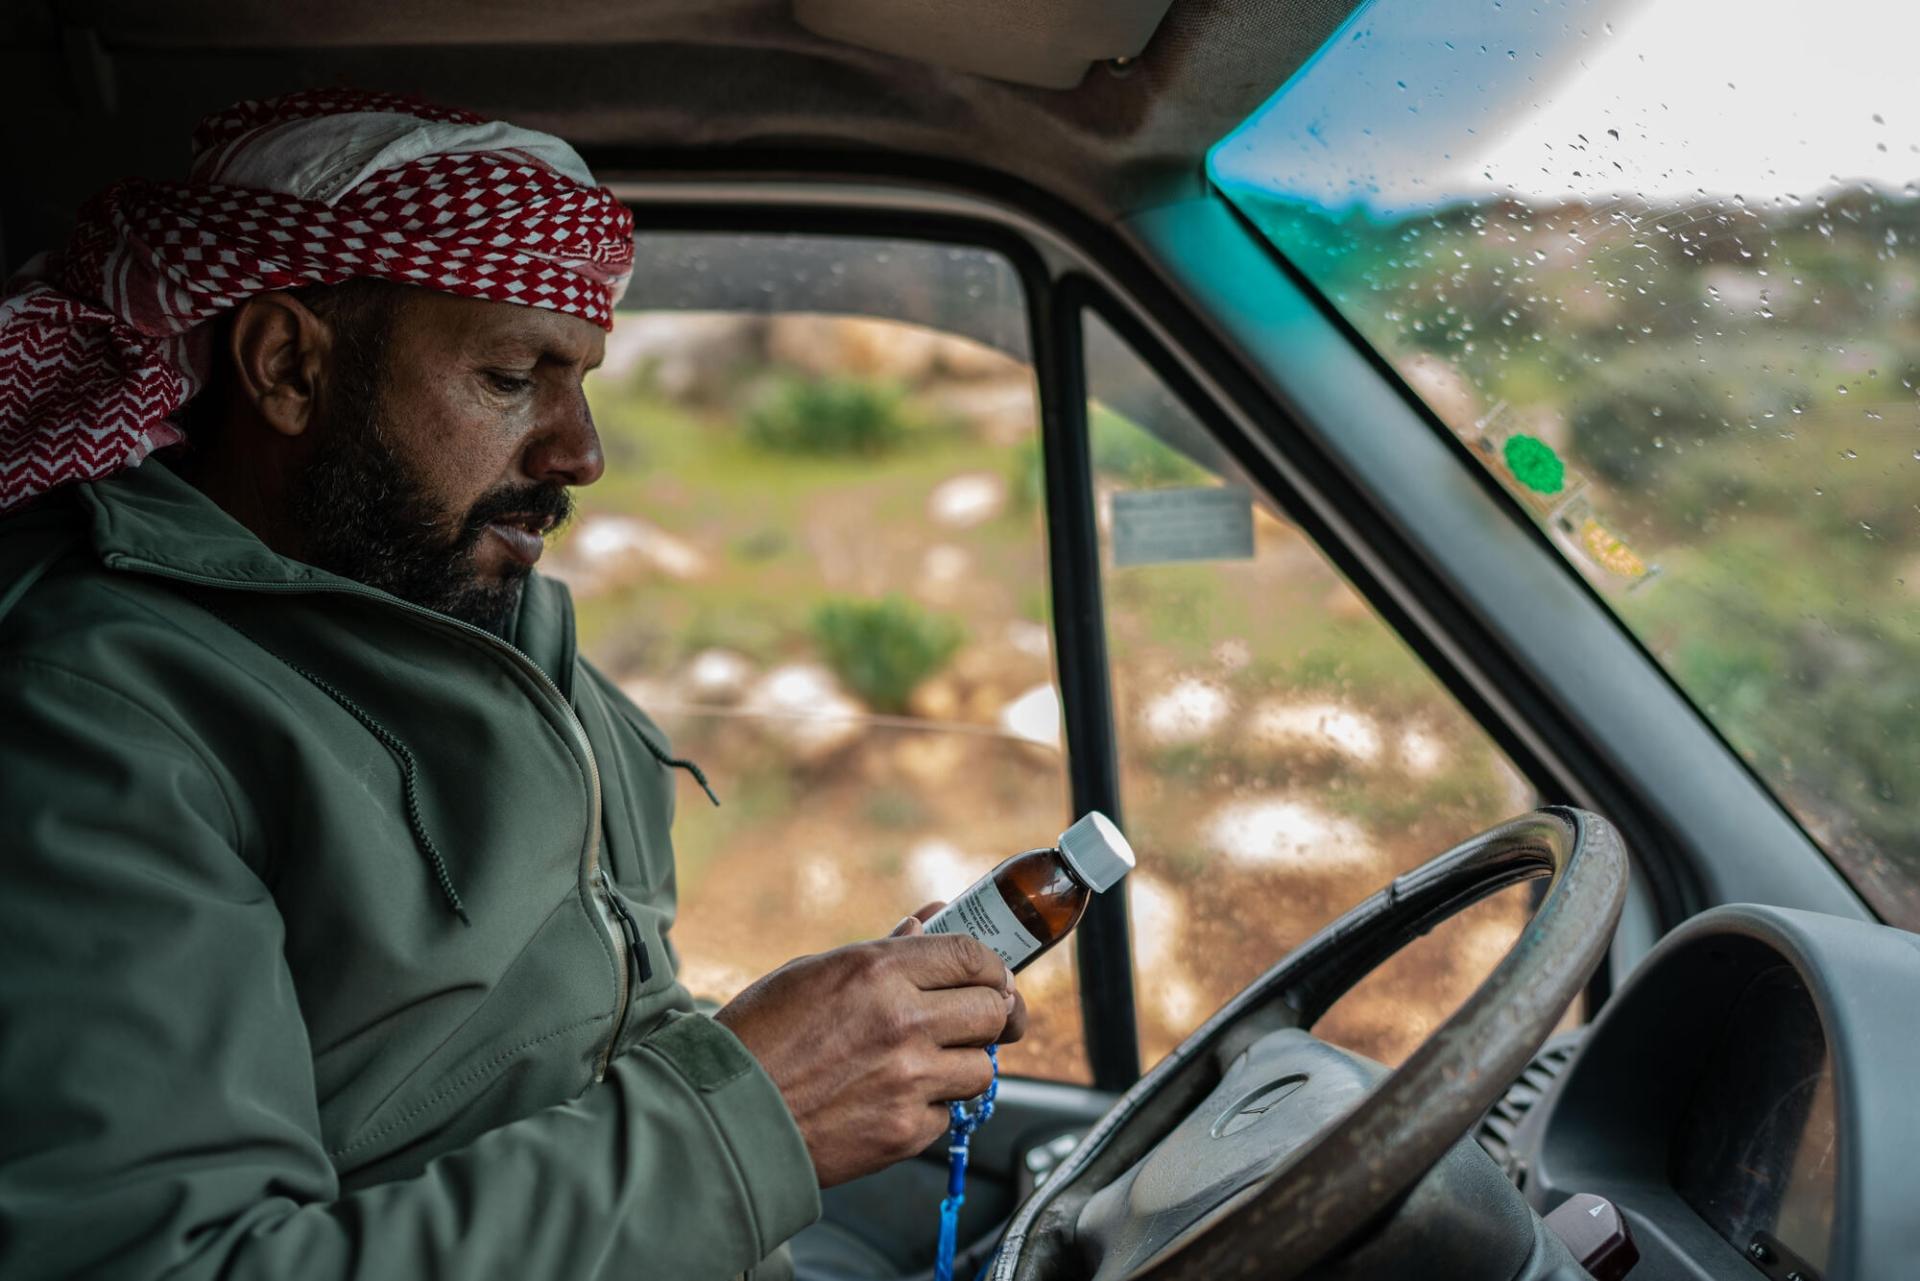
<box><xmin>998</xmin><ymin>988</ymin><xmax>1029</xmax><ymax>1044</ymax></box>
<box><xmin>888</xmin><ymin>901</ymin><xmax>947</xmax><ymax>937</ymax></box>
<box><xmin>892</xmin><ymin>932</ymin><xmax>1012</xmax><ymax>994</ymax></box>
<box><xmin>915</xmin><ymin>984</ymin><xmax>1014</xmax><ymax>1048</ymax></box>
<box><xmin>924</xmin><ymin>1045</ymin><xmax>999</xmax><ymax>1104</ymax></box>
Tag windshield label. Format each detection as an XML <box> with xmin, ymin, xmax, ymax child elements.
<box><xmin>1112</xmin><ymin>486</ymin><xmax>1255</xmax><ymax>567</ymax></box>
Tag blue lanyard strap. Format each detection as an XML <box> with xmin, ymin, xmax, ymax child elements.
<box><xmin>934</xmin><ymin>1044</ymin><xmax>999</xmax><ymax>1281</ymax></box>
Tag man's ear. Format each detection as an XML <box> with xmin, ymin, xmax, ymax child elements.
<box><xmin>228</xmin><ymin>292</ymin><xmax>331</xmax><ymax>439</ymax></box>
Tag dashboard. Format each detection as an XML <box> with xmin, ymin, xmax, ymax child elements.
<box><xmin>1507</xmin><ymin>904</ymin><xmax>1920</xmax><ymax>1281</ymax></box>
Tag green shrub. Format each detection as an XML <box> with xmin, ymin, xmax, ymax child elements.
<box><xmin>744</xmin><ymin>373</ymin><xmax>912</xmax><ymax>456</ymax></box>
<box><xmin>811</xmin><ymin>596</ymin><xmax>964</xmax><ymax>713</ymax></box>
<box><xmin>1090</xmin><ymin>405</ymin><xmax>1210</xmax><ymax>486</ymax></box>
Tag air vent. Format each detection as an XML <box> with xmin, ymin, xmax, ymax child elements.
<box><xmin>1475</xmin><ymin>1030</ymin><xmax>1583</xmax><ymax>1188</ymax></box>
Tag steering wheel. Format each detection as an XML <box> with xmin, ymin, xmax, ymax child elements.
<box><xmin>991</xmin><ymin>807</ymin><xmax>1627</xmax><ymax>1281</ymax></box>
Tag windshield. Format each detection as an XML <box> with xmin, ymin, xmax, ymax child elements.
<box><xmin>1210</xmin><ymin>0</ymin><xmax>1920</xmax><ymax>925</ymax></box>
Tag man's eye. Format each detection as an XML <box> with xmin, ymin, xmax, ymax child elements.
<box><xmin>485</xmin><ymin>371</ymin><xmax>534</xmax><ymax>394</ymax></box>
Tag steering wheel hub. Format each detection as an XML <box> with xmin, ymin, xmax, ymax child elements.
<box><xmin>1209</xmin><ymin>1073</ymin><xmax>1307</xmax><ymax>1139</ymax></box>
<box><xmin>1078</xmin><ymin>1033</ymin><xmax>1381</xmax><ymax>1280</ymax></box>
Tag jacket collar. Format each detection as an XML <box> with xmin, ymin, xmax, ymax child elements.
<box><xmin>79</xmin><ymin>456</ymin><xmax>337</xmax><ymax>588</ymax></box>
<box><xmin>72</xmin><ymin>458</ymin><xmax>577</xmax><ymax>688</ymax></box>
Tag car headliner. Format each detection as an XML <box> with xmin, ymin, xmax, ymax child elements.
<box><xmin>0</xmin><ymin>0</ymin><xmax>1358</xmax><ymax>266</ymax></box>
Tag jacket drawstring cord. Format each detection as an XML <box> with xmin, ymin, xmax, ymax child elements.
<box><xmin>658</xmin><ymin>749</ymin><xmax>721</xmax><ymax>808</ymax></box>
<box><xmin>622</xmin><ymin>714</ymin><xmax>720</xmax><ymax>807</ymax></box>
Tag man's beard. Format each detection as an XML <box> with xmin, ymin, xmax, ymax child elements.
<box><xmin>290</xmin><ymin>369</ymin><xmax>572</xmax><ymax>635</ymax></box>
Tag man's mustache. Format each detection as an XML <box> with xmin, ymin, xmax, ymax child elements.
<box><xmin>461</xmin><ymin>483</ymin><xmax>575</xmax><ymax>542</ymax></box>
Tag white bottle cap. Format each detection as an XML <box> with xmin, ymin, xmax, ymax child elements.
<box><xmin>1056</xmin><ymin>811</ymin><xmax>1135</xmax><ymax>893</ymax></box>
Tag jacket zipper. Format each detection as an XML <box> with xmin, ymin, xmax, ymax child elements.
<box><xmin>103</xmin><ymin>555</ymin><xmax>633</xmax><ymax>1079</ymax></box>
<box><xmin>601</xmin><ymin>868</ymin><xmax>651</xmax><ymax>983</ymax></box>
<box><xmin>597</xmin><ymin>867</ymin><xmax>652</xmax><ymax>1075</ymax></box>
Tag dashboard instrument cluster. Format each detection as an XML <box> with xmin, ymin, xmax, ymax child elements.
<box><xmin>1507</xmin><ymin>904</ymin><xmax>1919</xmax><ymax>1281</ymax></box>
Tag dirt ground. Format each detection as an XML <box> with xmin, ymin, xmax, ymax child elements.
<box><xmin>652</xmin><ymin>713</ymin><xmax>1532</xmax><ymax>1081</ymax></box>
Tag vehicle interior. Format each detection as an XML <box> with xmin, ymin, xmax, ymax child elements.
<box><xmin>6</xmin><ymin>1</ymin><xmax>1916</xmax><ymax>1279</ymax></box>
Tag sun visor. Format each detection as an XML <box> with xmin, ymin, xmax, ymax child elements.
<box><xmin>793</xmin><ymin>0</ymin><xmax>1173</xmax><ymax>89</ymax></box>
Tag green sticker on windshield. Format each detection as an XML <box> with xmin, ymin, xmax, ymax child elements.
<box><xmin>1503</xmin><ymin>434</ymin><xmax>1565</xmax><ymax>496</ymax></box>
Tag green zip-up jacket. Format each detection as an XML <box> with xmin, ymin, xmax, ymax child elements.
<box><xmin>0</xmin><ymin>460</ymin><xmax>821</xmax><ymax>1279</ymax></box>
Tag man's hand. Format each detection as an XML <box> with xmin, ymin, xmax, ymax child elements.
<box><xmin>714</xmin><ymin>903</ymin><xmax>1028</xmax><ymax>1188</ymax></box>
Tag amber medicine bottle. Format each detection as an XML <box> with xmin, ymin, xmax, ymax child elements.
<box><xmin>923</xmin><ymin>812</ymin><xmax>1134</xmax><ymax>971</ymax></box>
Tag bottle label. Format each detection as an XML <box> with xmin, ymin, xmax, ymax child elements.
<box><xmin>924</xmin><ymin>880</ymin><xmax>1043</xmax><ymax>968</ymax></box>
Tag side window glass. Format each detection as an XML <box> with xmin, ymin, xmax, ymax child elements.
<box><xmin>1084</xmin><ymin>309</ymin><xmax>1541</xmax><ymax>1068</ymax></box>
<box><xmin>572</xmin><ymin>235</ymin><xmax>1085</xmax><ymax>1082</ymax></box>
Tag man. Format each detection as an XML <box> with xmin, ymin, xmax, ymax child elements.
<box><xmin>0</xmin><ymin>91</ymin><xmax>1024</xmax><ymax>1279</ymax></box>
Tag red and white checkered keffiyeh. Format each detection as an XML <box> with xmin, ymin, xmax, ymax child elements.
<box><xmin>0</xmin><ymin>89</ymin><xmax>635</xmax><ymax>513</ymax></box>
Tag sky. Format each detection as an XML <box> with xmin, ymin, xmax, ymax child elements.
<box><xmin>1210</xmin><ymin>0</ymin><xmax>1920</xmax><ymax>211</ymax></box>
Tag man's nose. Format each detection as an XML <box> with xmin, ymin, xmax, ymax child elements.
<box><xmin>521</xmin><ymin>384</ymin><xmax>605</xmax><ymax>488</ymax></box>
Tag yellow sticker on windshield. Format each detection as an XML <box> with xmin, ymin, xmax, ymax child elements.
<box><xmin>1552</xmin><ymin>495</ymin><xmax>1654</xmax><ymax>587</ymax></box>
<box><xmin>1580</xmin><ymin>520</ymin><xmax>1647</xmax><ymax>579</ymax></box>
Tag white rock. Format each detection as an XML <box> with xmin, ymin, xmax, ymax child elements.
<box><xmin>1149</xmin><ymin>976</ymin><xmax>1203</xmax><ymax>1030</ymax></box>
<box><xmin>684</xmin><ymin>648</ymin><xmax>754</xmax><ymax>703</ymax></box>
<box><xmin>927</xmin><ymin>473</ymin><xmax>1007</xmax><ymax>528</ymax></box>
<box><xmin>571</xmin><ymin>514</ymin><xmax>708</xmax><ymax>580</ymax></box>
<box><xmin>999</xmin><ymin>683</ymin><xmax>1063</xmax><ymax>752</ymax></box>
<box><xmin>1004</xmin><ymin>620</ymin><xmax>1052</xmax><ymax>659</ymax></box>
<box><xmin>1205</xmin><ymin>798</ymin><xmax>1381</xmax><ymax>874</ymax></box>
<box><xmin>1125</xmin><ymin>874</ymin><xmax>1181</xmax><ymax>974</ymax></box>
<box><xmin>1247</xmin><ymin>700</ymin><xmax>1383</xmax><ymax>764</ymax></box>
<box><xmin>921</xmin><ymin>544</ymin><xmax>972</xmax><ymax>585</ymax></box>
<box><xmin>1139</xmin><ymin>678</ymin><xmax>1233</xmax><ymax>746</ymax></box>
<box><xmin>740</xmin><ymin>663</ymin><xmax>865</xmax><ymax>760</ymax></box>
<box><xmin>906</xmin><ymin>838</ymin><xmax>977</xmax><ymax>906</ymax></box>
<box><xmin>1398</xmin><ymin>727</ymin><xmax>1448</xmax><ymax>778</ymax></box>
<box><xmin>796</xmin><ymin>855</ymin><xmax>848</xmax><ymax>912</ymax></box>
